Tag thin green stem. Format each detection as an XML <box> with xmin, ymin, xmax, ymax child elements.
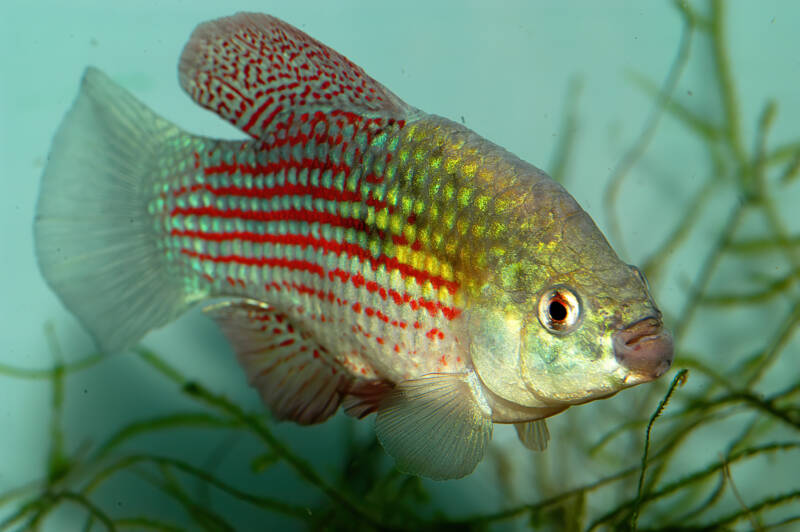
<box><xmin>604</xmin><ymin>0</ymin><xmax>695</xmax><ymax>251</ymax></box>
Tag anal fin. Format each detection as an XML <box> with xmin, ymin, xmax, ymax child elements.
<box><xmin>375</xmin><ymin>372</ymin><xmax>493</xmax><ymax>480</ymax></box>
<box><xmin>205</xmin><ymin>299</ymin><xmax>350</xmax><ymax>425</ymax></box>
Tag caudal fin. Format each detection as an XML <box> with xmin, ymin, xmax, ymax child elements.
<box><xmin>35</xmin><ymin>68</ymin><xmax>194</xmax><ymax>353</ymax></box>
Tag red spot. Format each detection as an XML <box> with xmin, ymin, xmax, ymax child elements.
<box><xmin>313</xmin><ymin>350</ymin><xmax>320</xmax><ymax>359</ymax></box>
<box><xmin>393</xmin><ymin>344</ymin><xmax>400</xmax><ymax>353</ymax></box>
<box><xmin>352</xmin><ymin>302</ymin><xmax>362</xmax><ymax>313</ymax></box>
<box><xmin>376</xmin><ymin>336</ymin><xmax>384</xmax><ymax>345</ymax></box>
<box><xmin>413</xmin><ymin>321</ymin><xmax>421</xmax><ymax>329</ymax></box>
<box><xmin>439</xmin><ymin>354</ymin><xmax>447</xmax><ymax>366</ymax></box>
<box><xmin>365</xmin><ymin>280</ymin><xmax>379</xmax><ymax>293</ymax></box>
<box><xmin>360</xmin><ymin>368</ymin><xmax>367</xmax><ymax>375</ymax></box>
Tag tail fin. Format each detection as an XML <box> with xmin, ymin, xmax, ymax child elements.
<box><xmin>35</xmin><ymin>68</ymin><xmax>194</xmax><ymax>353</ymax></box>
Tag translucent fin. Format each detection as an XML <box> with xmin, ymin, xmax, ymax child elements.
<box><xmin>34</xmin><ymin>68</ymin><xmax>192</xmax><ymax>353</ymax></box>
<box><xmin>179</xmin><ymin>13</ymin><xmax>416</xmax><ymax>139</ymax></box>
<box><xmin>514</xmin><ymin>419</ymin><xmax>550</xmax><ymax>451</ymax></box>
<box><xmin>205</xmin><ymin>299</ymin><xmax>350</xmax><ymax>425</ymax></box>
<box><xmin>342</xmin><ymin>380</ymin><xmax>393</xmax><ymax>419</ymax></box>
<box><xmin>375</xmin><ymin>373</ymin><xmax>493</xmax><ymax>480</ymax></box>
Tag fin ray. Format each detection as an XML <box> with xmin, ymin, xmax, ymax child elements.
<box><xmin>375</xmin><ymin>373</ymin><xmax>492</xmax><ymax>480</ymax></box>
<box><xmin>179</xmin><ymin>12</ymin><xmax>416</xmax><ymax>139</ymax></box>
<box><xmin>205</xmin><ymin>299</ymin><xmax>350</xmax><ymax>425</ymax></box>
<box><xmin>34</xmin><ymin>68</ymin><xmax>194</xmax><ymax>353</ymax></box>
<box><xmin>514</xmin><ymin>419</ymin><xmax>550</xmax><ymax>451</ymax></box>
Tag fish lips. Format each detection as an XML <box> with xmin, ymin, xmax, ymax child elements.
<box><xmin>612</xmin><ymin>317</ymin><xmax>674</xmax><ymax>382</ymax></box>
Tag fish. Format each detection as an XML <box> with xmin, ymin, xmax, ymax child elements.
<box><xmin>34</xmin><ymin>13</ymin><xmax>674</xmax><ymax>480</ymax></box>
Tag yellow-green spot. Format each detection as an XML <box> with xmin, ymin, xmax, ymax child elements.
<box><xmin>401</xmin><ymin>196</ymin><xmax>413</xmax><ymax>215</ymax></box>
<box><xmin>389</xmin><ymin>213</ymin><xmax>403</xmax><ymax>234</ymax></box>
<box><xmin>463</xmin><ymin>162</ymin><xmax>477</xmax><ymax>178</ymax></box>
<box><xmin>403</xmin><ymin>224</ymin><xmax>416</xmax><ymax>243</ymax></box>
<box><xmin>458</xmin><ymin>188</ymin><xmax>472</xmax><ymax>207</ymax></box>
<box><xmin>443</xmin><ymin>211</ymin><xmax>455</xmax><ymax>230</ymax></box>
<box><xmin>489</xmin><ymin>222</ymin><xmax>505</xmax><ymax>238</ymax></box>
<box><xmin>371</xmin><ymin>131</ymin><xmax>387</xmax><ymax>148</ymax></box>
<box><xmin>443</xmin><ymin>183</ymin><xmax>455</xmax><ymax>202</ymax></box>
<box><xmin>386</xmin><ymin>185</ymin><xmax>399</xmax><ymax>206</ymax></box>
<box><xmin>334</xmin><ymin>171</ymin><xmax>345</xmax><ymax>192</ymax></box>
<box><xmin>375</xmin><ymin>208</ymin><xmax>389</xmax><ymax>230</ymax></box>
<box><xmin>368</xmin><ymin>238</ymin><xmax>381</xmax><ymax>258</ymax></box>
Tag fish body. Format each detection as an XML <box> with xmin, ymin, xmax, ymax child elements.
<box><xmin>35</xmin><ymin>13</ymin><xmax>673</xmax><ymax>479</ymax></box>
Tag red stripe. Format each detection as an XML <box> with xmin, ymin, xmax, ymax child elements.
<box><xmin>174</xmin><ymin>228</ymin><xmax>458</xmax><ymax>294</ymax></box>
<box><xmin>200</xmin><ymin>164</ymin><xmax>391</xmax><ymax>213</ymax></box>
<box><xmin>241</xmin><ymin>96</ymin><xmax>274</xmax><ymax>134</ymax></box>
<box><xmin>181</xmin><ymin>249</ymin><xmax>324</xmax><ymax>277</ymax></box>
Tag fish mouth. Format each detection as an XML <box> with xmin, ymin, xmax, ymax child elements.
<box><xmin>612</xmin><ymin>316</ymin><xmax>674</xmax><ymax>382</ymax></box>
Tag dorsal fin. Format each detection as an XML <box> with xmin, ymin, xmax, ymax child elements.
<box><xmin>204</xmin><ymin>299</ymin><xmax>351</xmax><ymax>425</ymax></box>
<box><xmin>179</xmin><ymin>13</ymin><xmax>416</xmax><ymax>139</ymax></box>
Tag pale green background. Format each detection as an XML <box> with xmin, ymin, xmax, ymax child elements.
<box><xmin>1</xmin><ymin>1</ymin><xmax>798</xmax><ymax>529</ymax></box>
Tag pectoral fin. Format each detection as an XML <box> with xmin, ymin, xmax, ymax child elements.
<box><xmin>205</xmin><ymin>299</ymin><xmax>350</xmax><ymax>425</ymax></box>
<box><xmin>514</xmin><ymin>419</ymin><xmax>550</xmax><ymax>451</ymax></box>
<box><xmin>375</xmin><ymin>373</ymin><xmax>492</xmax><ymax>480</ymax></box>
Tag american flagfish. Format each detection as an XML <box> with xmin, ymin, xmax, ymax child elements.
<box><xmin>34</xmin><ymin>13</ymin><xmax>673</xmax><ymax>479</ymax></box>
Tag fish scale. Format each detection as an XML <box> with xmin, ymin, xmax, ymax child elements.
<box><xmin>35</xmin><ymin>12</ymin><xmax>673</xmax><ymax>480</ymax></box>
<box><xmin>153</xmin><ymin>111</ymin><xmax>478</xmax><ymax>382</ymax></box>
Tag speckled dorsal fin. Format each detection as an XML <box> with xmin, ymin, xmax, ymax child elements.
<box><xmin>179</xmin><ymin>12</ymin><xmax>416</xmax><ymax>139</ymax></box>
<box><xmin>514</xmin><ymin>419</ymin><xmax>550</xmax><ymax>451</ymax></box>
<box><xmin>204</xmin><ymin>299</ymin><xmax>350</xmax><ymax>425</ymax></box>
<box><xmin>375</xmin><ymin>373</ymin><xmax>493</xmax><ymax>480</ymax></box>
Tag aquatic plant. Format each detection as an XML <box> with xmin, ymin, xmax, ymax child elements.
<box><xmin>1</xmin><ymin>1</ymin><xmax>797</xmax><ymax>529</ymax></box>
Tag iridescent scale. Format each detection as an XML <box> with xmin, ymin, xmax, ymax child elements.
<box><xmin>149</xmin><ymin>108</ymin><xmax>490</xmax><ymax>381</ymax></box>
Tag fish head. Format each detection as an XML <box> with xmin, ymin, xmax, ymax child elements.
<box><xmin>467</xmin><ymin>195</ymin><xmax>673</xmax><ymax>410</ymax></box>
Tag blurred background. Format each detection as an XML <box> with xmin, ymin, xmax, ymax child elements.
<box><xmin>1</xmin><ymin>0</ymin><xmax>798</xmax><ymax>529</ymax></box>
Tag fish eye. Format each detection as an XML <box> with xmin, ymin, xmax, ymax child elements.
<box><xmin>537</xmin><ymin>286</ymin><xmax>582</xmax><ymax>335</ymax></box>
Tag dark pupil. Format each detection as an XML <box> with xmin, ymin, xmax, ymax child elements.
<box><xmin>549</xmin><ymin>300</ymin><xmax>568</xmax><ymax>322</ymax></box>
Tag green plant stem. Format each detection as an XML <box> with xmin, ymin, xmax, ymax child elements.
<box><xmin>135</xmin><ymin>348</ymin><xmax>383</xmax><ymax>528</ymax></box>
<box><xmin>630</xmin><ymin>370</ymin><xmax>689</xmax><ymax>529</ymax></box>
